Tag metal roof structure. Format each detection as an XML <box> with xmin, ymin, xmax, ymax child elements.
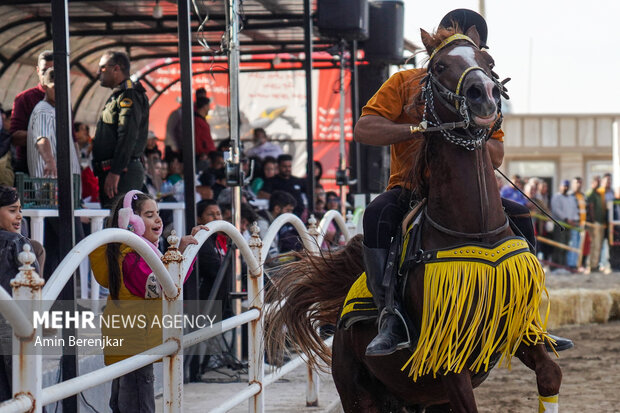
<box><xmin>0</xmin><ymin>0</ymin><xmax>343</xmax><ymax>123</ymax></box>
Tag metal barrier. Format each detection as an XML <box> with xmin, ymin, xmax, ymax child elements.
<box><xmin>0</xmin><ymin>210</ymin><xmax>356</xmax><ymax>413</ymax></box>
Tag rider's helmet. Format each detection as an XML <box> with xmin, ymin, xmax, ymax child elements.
<box><xmin>439</xmin><ymin>9</ymin><xmax>488</xmax><ymax>49</ymax></box>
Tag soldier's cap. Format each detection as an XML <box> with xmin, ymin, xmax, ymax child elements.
<box><xmin>439</xmin><ymin>9</ymin><xmax>488</xmax><ymax>48</ymax></box>
<box><xmin>42</xmin><ymin>67</ymin><xmax>54</xmax><ymax>87</ymax></box>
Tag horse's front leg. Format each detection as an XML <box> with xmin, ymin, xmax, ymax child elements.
<box><xmin>516</xmin><ymin>343</ymin><xmax>562</xmax><ymax>412</ymax></box>
<box><xmin>440</xmin><ymin>371</ymin><xmax>478</xmax><ymax>413</ymax></box>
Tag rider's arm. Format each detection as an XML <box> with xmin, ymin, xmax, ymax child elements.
<box><xmin>353</xmin><ymin>115</ymin><xmax>421</xmax><ymax>146</ymax></box>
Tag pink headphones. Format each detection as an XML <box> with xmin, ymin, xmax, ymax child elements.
<box><xmin>117</xmin><ymin>190</ymin><xmax>146</xmax><ymax>236</ymax></box>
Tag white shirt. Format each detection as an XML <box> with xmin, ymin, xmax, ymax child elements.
<box><xmin>27</xmin><ymin>100</ymin><xmax>81</xmax><ymax>178</ymax></box>
<box><xmin>244</xmin><ymin>141</ymin><xmax>283</xmax><ymax>160</ymax></box>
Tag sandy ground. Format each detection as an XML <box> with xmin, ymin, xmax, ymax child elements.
<box><xmin>174</xmin><ymin>272</ymin><xmax>620</xmax><ymax>412</ymax></box>
<box><xmin>475</xmin><ymin>271</ymin><xmax>620</xmax><ymax>412</ymax></box>
<box><xmin>475</xmin><ymin>321</ymin><xmax>620</xmax><ymax>412</ymax></box>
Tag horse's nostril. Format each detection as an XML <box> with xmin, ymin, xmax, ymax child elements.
<box><xmin>466</xmin><ymin>85</ymin><xmax>482</xmax><ymax>101</ymax></box>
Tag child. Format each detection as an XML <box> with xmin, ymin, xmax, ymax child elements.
<box><xmin>89</xmin><ymin>190</ymin><xmax>206</xmax><ymax>413</ymax></box>
<box><xmin>0</xmin><ymin>185</ymin><xmax>42</xmax><ymax>402</ymax></box>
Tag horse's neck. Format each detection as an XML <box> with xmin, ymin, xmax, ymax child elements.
<box><xmin>425</xmin><ymin>140</ymin><xmax>506</xmax><ymax>245</ymax></box>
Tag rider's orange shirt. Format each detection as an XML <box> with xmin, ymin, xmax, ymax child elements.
<box><xmin>361</xmin><ymin>68</ymin><xmax>504</xmax><ymax>190</ymax></box>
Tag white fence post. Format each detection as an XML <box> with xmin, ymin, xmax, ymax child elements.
<box><xmin>247</xmin><ymin>223</ymin><xmax>264</xmax><ymax>413</ymax></box>
<box><xmin>305</xmin><ymin>215</ymin><xmax>320</xmax><ymax>407</ymax></box>
<box><xmin>346</xmin><ymin>210</ymin><xmax>357</xmax><ymax>237</ymax></box>
<box><xmin>10</xmin><ymin>244</ymin><xmax>43</xmax><ymax>413</ymax></box>
<box><xmin>161</xmin><ymin>231</ymin><xmax>183</xmax><ymax>413</ymax></box>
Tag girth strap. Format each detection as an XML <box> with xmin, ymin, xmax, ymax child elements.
<box><xmin>424</xmin><ymin>207</ymin><xmax>510</xmax><ymax>239</ymax></box>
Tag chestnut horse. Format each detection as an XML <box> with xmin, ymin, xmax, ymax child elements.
<box><xmin>265</xmin><ymin>26</ymin><xmax>562</xmax><ymax>412</ymax></box>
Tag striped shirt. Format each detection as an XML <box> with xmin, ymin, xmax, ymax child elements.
<box><xmin>26</xmin><ymin>100</ymin><xmax>81</xmax><ymax>178</ymax></box>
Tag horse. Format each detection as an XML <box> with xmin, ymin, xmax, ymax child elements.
<box><xmin>264</xmin><ymin>25</ymin><xmax>562</xmax><ymax>412</ymax></box>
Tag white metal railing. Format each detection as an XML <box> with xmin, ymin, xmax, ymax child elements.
<box><xmin>0</xmin><ymin>210</ymin><xmax>357</xmax><ymax>413</ymax></box>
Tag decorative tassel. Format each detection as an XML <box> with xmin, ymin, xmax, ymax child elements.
<box><xmin>401</xmin><ymin>251</ymin><xmax>550</xmax><ymax>381</ymax></box>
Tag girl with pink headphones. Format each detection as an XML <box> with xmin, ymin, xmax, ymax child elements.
<box><xmin>90</xmin><ymin>190</ymin><xmax>207</xmax><ymax>413</ymax></box>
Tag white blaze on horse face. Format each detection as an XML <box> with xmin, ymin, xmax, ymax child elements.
<box><xmin>447</xmin><ymin>45</ymin><xmax>479</xmax><ymax>68</ymax></box>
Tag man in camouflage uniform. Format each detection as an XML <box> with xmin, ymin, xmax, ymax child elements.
<box><xmin>93</xmin><ymin>51</ymin><xmax>149</xmax><ymax>208</ymax></box>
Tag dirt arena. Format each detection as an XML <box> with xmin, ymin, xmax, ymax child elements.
<box><xmin>476</xmin><ymin>271</ymin><xmax>620</xmax><ymax>412</ymax></box>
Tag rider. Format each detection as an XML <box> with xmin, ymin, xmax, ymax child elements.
<box><xmin>354</xmin><ymin>9</ymin><xmax>573</xmax><ymax>357</ymax></box>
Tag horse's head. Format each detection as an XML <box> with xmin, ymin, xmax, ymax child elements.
<box><xmin>419</xmin><ymin>26</ymin><xmax>506</xmax><ymax>144</ymax></box>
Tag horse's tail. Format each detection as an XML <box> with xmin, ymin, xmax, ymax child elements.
<box><xmin>264</xmin><ymin>234</ymin><xmax>365</xmax><ymax>370</ymax></box>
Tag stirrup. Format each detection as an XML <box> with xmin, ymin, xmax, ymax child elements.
<box><xmin>375</xmin><ymin>308</ymin><xmax>411</xmax><ymax>351</ymax></box>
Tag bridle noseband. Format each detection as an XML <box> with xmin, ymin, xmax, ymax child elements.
<box><xmin>412</xmin><ymin>34</ymin><xmax>509</xmax><ymax>151</ymax></box>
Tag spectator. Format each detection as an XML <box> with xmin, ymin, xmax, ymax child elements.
<box><xmin>10</xmin><ymin>50</ymin><xmax>54</xmax><ymax>175</ymax></box>
<box><xmin>325</xmin><ymin>191</ymin><xmax>341</xmax><ymax>211</ymax></box>
<box><xmin>250</xmin><ymin>155</ymin><xmax>277</xmax><ymax>194</ymax></box>
<box><xmin>314</xmin><ymin>183</ymin><xmax>327</xmax><ymax>217</ymax></box>
<box><xmin>217</xmin><ymin>138</ymin><xmax>232</xmax><ymax>153</ymax></box>
<box><xmin>211</xmin><ymin>167</ymin><xmax>227</xmax><ymax>202</ymax></box>
<box><xmin>92</xmin><ymin>50</ymin><xmax>149</xmax><ymax>208</ymax></box>
<box><xmin>567</xmin><ymin>177</ymin><xmax>586</xmax><ymax>270</ymax></box>
<box><xmin>0</xmin><ymin>186</ymin><xmax>43</xmax><ymax>403</ymax></box>
<box><xmin>196</xmin><ymin>199</ymin><xmax>230</xmax><ymax>302</ymax></box>
<box><xmin>499</xmin><ymin>174</ymin><xmax>527</xmax><ymax>206</ymax></box>
<box><xmin>550</xmin><ymin>180</ymin><xmax>579</xmax><ymax>268</ymax></box>
<box><xmin>161</xmin><ymin>151</ymin><xmax>184</xmax><ymax>202</ymax></box>
<box><xmin>256</xmin><ymin>190</ymin><xmax>296</xmax><ymax>258</ymax></box>
<box><xmin>143</xmin><ymin>153</ymin><xmax>163</xmax><ymax>199</ymax></box>
<box><xmin>25</xmin><ymin>68</ymin><xmax>84</xmax><ymax>278</ymax></box>
<box><xmin>89</xmin><ymin>190</ymin><xmax>202</xmax><ymax>413</ymax></box>
<box><xmin>144</xmin><ymin>130</ymin><xmax>162</xmax><ymax>159</ymax></box>
<box><xmin>258</xmin><ymin>154</ymin><xmax>307</xmax><ymax>218</ymax></box>
<box><xmin>586</xmin><ymin>175</ymin><xmax>605</xmax><ymax>272</ymax></box>
<box><xmin>74</xmin><ymin>122</ymin><xmax>99</xmax><ymax>203</ymax></box>
<box><xmin>244</xmin><ymin>128</ymin><xmax>282</xmax><ymax>160</ymax></box>
<box><xmin>26</xmin><ymin>68</ymin><xmax>81</xmax><ymax>179</ymax></box>
<box><xmin>314</xmin><ymin>160</ymin><xmax>323</xmax><ymax>185</ymax></box>
<box><xmin>208</xmin><ymin>150</ymin><xmax>225</xmax><ymax>171</ymax></box>
<box><xmin>194</xmin><ymin>97</ymin><xmax>215</xmax><ymax>158</ymax></box>
<box><xmin>196</xmin><ymin>169</ymin><xmax>215</xmax><ymax>201</ymax></box>
<box><xmin>597</xmin><ymin>173</ymin><xmax>614</xmax><ymax>271</ymax></box>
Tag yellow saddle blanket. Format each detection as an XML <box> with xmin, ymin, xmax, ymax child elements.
<box><xmin>338</xmin><ymin>272</ymin><xmax>378</xmax><ymax>329</ymax></box>
<box><xmin>338</xmin><ymin>237</ymin><xmax>552</xmax><ymax>382</ymax></box>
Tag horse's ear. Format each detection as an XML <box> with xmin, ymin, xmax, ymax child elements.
<box><xmin>465</xmin><ymin>25</ymin><xmax>481</xmax><ymax>48</ymax></box>
<box><xmin>420</xmin><ymin>29</ymin><xmax>434</xmax><ymax>54</ymax></box>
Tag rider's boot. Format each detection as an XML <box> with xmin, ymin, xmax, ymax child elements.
<box><xmin>362</xmin><ymin>244</ymin><xmax>411</xmax><ymax>357</ymax></box>
<box><xmin>504</xmin><ymin>199</ymin><xmax>575</xmax><ymax>353</ymax></box>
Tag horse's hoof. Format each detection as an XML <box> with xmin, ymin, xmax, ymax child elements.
<box><xmin>545</xmin><ymin>334</ymin><xmax>574</xmax><ymax>352</ymax></box>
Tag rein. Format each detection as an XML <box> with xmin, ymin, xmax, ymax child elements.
<box><xmin>424</xmin><ymin>207</ymin><xmax>510</xmax><ymax>239</ymax></box>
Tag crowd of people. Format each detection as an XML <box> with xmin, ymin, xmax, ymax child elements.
<box><xmin>0</xmin><ymin>49</ymin><xmax>346</xmax><ymax>408</ymax></box>
<box><xmin>498</xmin><ymin>173</ymin><xmax>617</xmax><ymax>273</ymax></box>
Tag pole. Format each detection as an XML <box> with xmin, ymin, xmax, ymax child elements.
<box><xmin>350</xmin><ymin>40</ymin><xmax>362</xmax><ymax>194</ymax></box>
<box><xmin>177</xmin><ymin>0</ymin><xmax>196</xmax><ymax>240</ymax></box>
<box><xmin>226</xmin><ymin>0</ymin><xmax>244</xmax><ymax>362</ymax></box>
<box><xmin>338</xmin><ymin>40</ymin><xmax>347</xmax><ymax>217</ymax></box>
<box><xmin>50</xmin><ymin>1</ymin><xmax>78</xmax><ymax>411</ymax></box>
<box><xmin>304</xmin><ymin>0</ymin><xmax>315</xmax><ymax>215</ymax></box>
<box><xmin>177</xmin><ymin>0</ymin><xmax>200</xmax><ymax>380</ymax></box>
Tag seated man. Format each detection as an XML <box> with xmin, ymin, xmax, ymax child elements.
<box><xmin>354</xmin><ymin>9</ymin><xmax>572</xmax><ymax>356</ymax></box>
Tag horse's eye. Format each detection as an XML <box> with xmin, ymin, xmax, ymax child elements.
<box><xmin>434</xmin><ymin>63</ymin><xmax>446</xmax><ymax>74</ymax></box>
<box><xmin>488</xmin><ymin>62</ymin><xmax>495</xmax><ymax>70</ymax></box>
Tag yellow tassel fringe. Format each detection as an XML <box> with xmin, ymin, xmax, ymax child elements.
<box><xmin>401</xmin><ymin>251</ymin><xmax>550</xmax><ymax>381</ymax></box>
